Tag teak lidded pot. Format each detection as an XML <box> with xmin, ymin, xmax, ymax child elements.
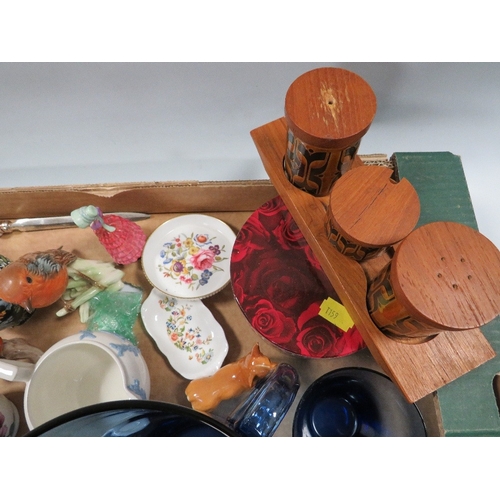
<box><xmin>326</xmin><ymin>165</ymin><xmax>421</xmax><ymax>261</ymax></box>
<box><xmin>284</xmin><ymin>67</ymin><xmax>377</xmax><ymax>197</ymax></box>
<box><xmin>367</xmin><ymin>221</ymin><xmax>500</xmax><ymax>343</ymax></box>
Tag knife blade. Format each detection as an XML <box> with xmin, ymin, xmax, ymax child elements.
<box><xmin>0</xmin><ymin>212</ymin><xmax>150</xmax><ymax>235</ymax></box>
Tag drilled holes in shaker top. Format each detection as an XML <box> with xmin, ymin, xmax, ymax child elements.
<box><xmin>371</xmin><ymin>221</ymin><xmax>500</xmax><ymax>338</ymax></box>
<box><xmin>461</xmin><ymin>257</ymin><xmax>473</xmax><ymax>280</ymax></box>
<box><xmin>437</xmin><ymin>255</ymin><xmax>473</xmax><ymax>290</ymax></box>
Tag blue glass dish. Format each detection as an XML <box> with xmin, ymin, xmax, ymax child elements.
<box><xmin>293</xmin><ymin>367</ymin><xmax>426</xmax><ymax>437</ymax></box>
<box><xmin>227</xmin><ymin>363</ymin><xmax>300</xmax><ymax>437</ymax></box>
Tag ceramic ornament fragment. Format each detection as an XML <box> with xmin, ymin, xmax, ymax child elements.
<box><xmin>71</xmin><ymin>205</ymin><xmax>146</xmax><ymax>265</ymax></box>
<box><xmin>0</xmin><ymin>337</ymin><xmax>43</xmax><ymax>364</ymax></box>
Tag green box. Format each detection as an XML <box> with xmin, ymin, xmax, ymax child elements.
<box><xmin>393</xmin><ymin>152</ymin><xmax>500</xmax><ymax>436</ymax></box>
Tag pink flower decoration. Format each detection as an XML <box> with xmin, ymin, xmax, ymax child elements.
<box><xmin>190</xmin><ymin>249</ymin><xmax>216</xmax><ymax>271</ymax></box>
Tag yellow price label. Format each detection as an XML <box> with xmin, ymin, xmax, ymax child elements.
<box><xmin>318</xmin><ymin>297</ymin><xmax>354</xmax><ymax>332</ymax></box>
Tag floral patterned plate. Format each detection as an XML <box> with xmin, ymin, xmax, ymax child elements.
<box><xmin>141</xmin><ymin>288</ymin><xmax>228</xmax><ymax>379</ymax></box>
<box><xmin>142</xmin><ymin>214</ymin><xmax>236</xmax><ymax>299</ymax></box>
<box><xmin>230</xmin><ymin>196</ymin><xmax>366</xmax><ymax>359</ymax></box>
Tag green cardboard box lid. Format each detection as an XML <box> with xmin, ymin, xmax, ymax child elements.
<box><xmin>393</xmin><ymin>152</ymin><xmax>500</xmax><ymax>436</ymax></box>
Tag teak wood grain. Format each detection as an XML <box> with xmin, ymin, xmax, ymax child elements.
<box><xmin>285</xmin><ymin>67</ymin><xmax>377</xmax><ymax>149</ymax></box>
<box><xmin>327</xmin><ymin>165</ymin><xmax>420</xmax><ymax>247</ymax></box>
<box><xmin>391</xmin><ymin>221</ymin><xmax>500</xmax><ymax>330</ymax></box>
<box><xmin>250</xmin><ymin>117</ymin><xmax>495</xmax><ymax>403</ymax></box>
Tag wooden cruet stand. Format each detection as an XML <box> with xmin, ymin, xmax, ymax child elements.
<box><xmin>251</xmin><ymin>116</ymin><xmax>497</xmax><ymax>403</ymax></box>
<box><xmin>250</xmin><ymin>66</ymin><xmax>500</xmax><ymax>403</ymax></box>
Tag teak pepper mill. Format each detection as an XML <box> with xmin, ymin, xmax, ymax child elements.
<box><xmin>367</xmin><ymin>221</ymin><xmax>500</xmax><ymax>343</ymax></box>
<box><xmin>284</xmin><ymin>67</ymin><xmax>377</xmax><ymax>197</ymax></box>
<box><xmin>326</xmin><ymin>165</ymin><xmax>421</xmax><ymax>261</ymax></box>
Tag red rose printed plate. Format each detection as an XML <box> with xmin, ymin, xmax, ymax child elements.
<box><xmin>230</xmin><ymin>196</ymin><xmax>365</xmax><ymax>358</ymax></box>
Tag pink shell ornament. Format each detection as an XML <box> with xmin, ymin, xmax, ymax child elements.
<box><xmin>71</xmin><ymin>206</ymin><xmax>146</xmax><ymax>265</ymax></box>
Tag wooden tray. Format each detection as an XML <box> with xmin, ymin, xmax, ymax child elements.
<box><xmin>0</xmin><ymin>179</ymin><xmax>441</xmax><ymax>436</ymax></box>
<box><xmin>251</xmin><ymin>117</ymin><xmax>495</xmax><ymax>403</ymax></box>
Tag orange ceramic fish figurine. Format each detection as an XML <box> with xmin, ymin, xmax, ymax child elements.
<box><xmin>70</xmin><ymin>205</ymin><xmax>146</xmax><ymax>265</ymax></box>
<box><xmin>0</xmin><ymin>248</ymin><xmax>76</xmax><ymax>313</ymax></box>
<box><xmin>185</xmin><ymin>344</ymin><xmax>278</xmax><ymax>413</ymax></box>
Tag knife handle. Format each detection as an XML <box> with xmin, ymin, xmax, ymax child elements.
<box><xmin>0</xmin><ymin>221</ymin><xmax>12</xmax><ymax>236</ymax></box>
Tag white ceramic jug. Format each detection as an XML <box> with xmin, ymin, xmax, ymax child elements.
<box><xmin>0</xmin><ymin>330</ymin><xmax>150</xmax><ymax>430</ymax></box>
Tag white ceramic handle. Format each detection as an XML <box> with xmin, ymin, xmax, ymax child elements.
<box><xmin>0</xmin><ymin>359</ymin><xmax>35</xmax><ymax>383</ymax></box>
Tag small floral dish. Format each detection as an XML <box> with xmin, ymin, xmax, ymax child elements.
<box><xmin>142</xmin><ymin>214</ymin><xmax>236</xmax><ymax>299</ymax></box>
<box><xmin>141</xmin><ymin>288</ymin><xmax>228</xmax><ymax>379</ymax></box>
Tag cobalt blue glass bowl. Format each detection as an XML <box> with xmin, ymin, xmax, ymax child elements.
<box><xmin>25</xmin><ymin>400</ymin><xmax>237</xmax><ymax>437</ymax></box>
<box><xmin>292</xmin><ymin>367</ymin><xmax>427</xmax><ymax>437</ymax></box>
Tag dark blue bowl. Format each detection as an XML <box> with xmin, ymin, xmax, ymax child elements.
<box><xmin>293</xmin><ymin>367</ymin><xmax>427</xmax><ymax>437</ymax></box>
<box><xmin>25</xmin><ymin>400</ymin><xmax>237</xmax><ymax>437</ymax></box>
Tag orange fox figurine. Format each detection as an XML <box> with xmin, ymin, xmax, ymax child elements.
<box><xmin>0</xmin><ymin>248</ymin><xmax>76</xmax><ymax>313</ymax></box>
<box><xmin>185</xmin><ymin>344</ymin><xmax>278</xmax><ymax>413</ymax></box>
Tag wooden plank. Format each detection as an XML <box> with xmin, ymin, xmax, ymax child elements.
<box><xmin>0</xmin><ymin>180</ymin><xmax>278</xmax><ymax>219</ymax></box>
<box><xmin>250</xmin><ymin>117</ymin><xmax>495</xmax><ymax>403</ymax></box>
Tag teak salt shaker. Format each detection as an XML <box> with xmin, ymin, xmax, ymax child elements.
<box><xmin>367</xmin><ymin>221</ymin><xmax>500</xmax><ymax>343</ymax></box>
<box><xmin>325</xmin><ymin>165</ymin><xmax>421</xmax><ymax>261</ymax></box>
<box><xmin>284</xmin><ymin>67</ymin><xmax>377</xmax><ymax>197</ymax></box>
